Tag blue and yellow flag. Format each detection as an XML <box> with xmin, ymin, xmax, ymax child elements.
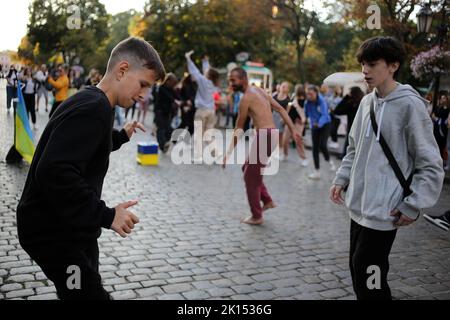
<box><xmin>15</xmin><ymin>80</ymin><xmax>35</xmax><ymax>163</ymax></box>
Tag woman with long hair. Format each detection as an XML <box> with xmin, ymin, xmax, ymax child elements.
<box><xmin>272</xmin><ymin>81</ymin><xmax>291</xmax><ymax>161</ymax></box>
<box><xmin>282</xmin><ymin>84</ymin><xmax>308</xmax><ymax>166</ymax></box>
<box><xmin>21</xmin><ymin>67</ymin><xmax>38</xmax><ymax>130</ymax></box>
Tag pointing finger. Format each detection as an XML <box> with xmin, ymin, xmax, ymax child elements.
<box><xmin>123</xmin><ymin>200</ymin><xmax>138</xmax><ymax>209</ymax></box>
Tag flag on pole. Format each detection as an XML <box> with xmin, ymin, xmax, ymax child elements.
<box><xmin>15</xmin><ymin>80</ymin><xmax>35</xmax><ymax>163</ymax></box>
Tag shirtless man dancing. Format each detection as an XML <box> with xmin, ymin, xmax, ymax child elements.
<box><xmin>223</xmin><ymin>68</ymin><xmax>302</xmax><ymax>225</ymax></box>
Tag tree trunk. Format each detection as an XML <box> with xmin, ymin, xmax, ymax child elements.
<box><xmin>296</xmin><ymin>40</ymin><xmax>305</xmax><ymax>83</ymax></box>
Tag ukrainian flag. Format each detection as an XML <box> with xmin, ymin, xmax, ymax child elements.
<box><xmin>15</xmin><ymin>80</ymin><xmax>35</xmax><ymax>163</ymax></box>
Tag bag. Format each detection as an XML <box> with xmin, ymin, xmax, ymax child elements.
<box><xmin>370</xmin><ymin>102</ymin><xmax>414</xmax><ymax>199</ymax></box>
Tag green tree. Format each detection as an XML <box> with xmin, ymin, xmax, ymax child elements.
<box><xmin>134</xmin><ymin>0</ymin><xmax>278</xmax><ymax>75</ymax></box>
<box><xmin>23</xmin><ymin>0</ymin><xmax>109</xmax><ymax>70</ymax></box>
<box><xmin>269</xmin><ymin>0</ymin><xmax>319</xmax><ymax>83</ymax></box>
<box><xmin>312</xmin><ymin>21</ymin><xmax>357</xmax><ymax>73</ymax></box>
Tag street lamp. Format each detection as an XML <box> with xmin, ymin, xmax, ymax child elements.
<box><xmin>417</xmin><ymin>3</ymin><xmax>433</xmax><ymax>33</ymax></box>
<box><xmin>416</xmin><ymin>0</ymin><xmax>449</xmax><ymax>113</ymax></box>
<box><xmin>272</xmin><ymin>5</ymin><xmax>279</xmax><ymax>18</ymax></box>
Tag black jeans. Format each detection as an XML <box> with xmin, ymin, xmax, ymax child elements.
<box><xmin>6</xmin><ymin>85</ymin><xmax>17</xmax><ymax>110</ymax></box>
<box><xmin>178</xmin><ymin>107</ymin><xmax>196</xmax><ymax>135</ymax></box>
<box><xmin>311</xmin><ymin>123</ymin><xmax>331</xmax><ymax>170</ymax></box>
<box><xmin>330</xmin><ymin>115</ymin><xmax>341</xmax><ymax>143</ymax></box>
<box><xmin>350</xmin><ymin>220</ymin><xmax>397</xmax><ymax>300</ymax></box>
<box><xmin>22</xmin><ymin>240</ymin><xmax>111</xmax><ymax>300</ymax></box>
<box><xmin>23</xmin><ymin>93</ymin><xmax>36</xmax><ymax>124</ymax></box>
<box><xmin>155</xmin><ymin>113</ymin><xmax>173</xmax><ymax>149</ymax></box>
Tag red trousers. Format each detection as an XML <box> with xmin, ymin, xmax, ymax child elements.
<box><xmin>242</xmin><ymin>129</ymin><xmax>278</xmax><ymax>219</ymax></box>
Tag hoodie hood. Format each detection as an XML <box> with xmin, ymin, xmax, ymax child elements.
<box><xmin>373</xmin><ymin>83</ymin><xmax>430</xmax><ymax>106</ymax></box>
<box><xmin>366</xmin><ymin>84</ymin><xmax>431</xmax><ymax>142</ymax></box>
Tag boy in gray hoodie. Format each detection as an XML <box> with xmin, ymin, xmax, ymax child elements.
<box><xmin>330</xmin><ymin>37</ymin><xmax>444</xmax><ymax>300</ymax></box>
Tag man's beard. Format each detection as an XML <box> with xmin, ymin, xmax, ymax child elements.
<box><xmin>233</xmin><ymin>85</ymin><xmax>244</xmax><ymax>92</ymax></box>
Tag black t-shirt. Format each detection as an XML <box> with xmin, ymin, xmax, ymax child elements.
<box><xmin>154</xmin><ymin>84</ymin><xmax>177</xmax><ymax>118</ymax></box>
<box><xmin>17</xmin><ymin>86</ymin><xmax>129</xmax><ymax>246</ymax></box>
<box><xmin>289</xmin><ymin>98</ymin><xmax>304</xmax><ymax>121</ymax></box>
<box><xmin>274</xmin><ymin>94</ymin><xmax>290</xmax><ymax>110</ymax></box>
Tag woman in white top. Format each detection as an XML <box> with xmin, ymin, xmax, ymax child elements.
<box><xmin>21</xmin><ymin>67</ymin><xmax>38</xmax><ymax>130</ymax></box>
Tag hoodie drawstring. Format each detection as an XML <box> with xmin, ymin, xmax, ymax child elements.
<box><xmin>376</xmin><ymin>101</ymin><xmax>386</xmax><ymax>142</ymax></box>
<box><xmin>366</xmin><ymin>99</ymin><xmax>386</xmax><ymax>141</ymax></box>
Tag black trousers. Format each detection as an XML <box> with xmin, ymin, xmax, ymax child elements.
<box><xmin>330</xmin><ymin>115</ymin><xmax>341</xmax><ymax>143</ymax></box>
<box><xmin>311</xmin><ymin>123</ymin><xmax>331</xmax><ymax>170</ymax></box>
<box><xmin>49</xmin><ymin>101</ymin><xmax>63</xmax><ymax>118</ymax></box>
<box><xmin>178</xmin><ymin>107</ymin><xmax>196</xmax><ymax>135</ymax></box>
<box><xmin>22</xmin><ymin>240</ymin><xmax>111</xmax><ymax>300</ymax></box>
<box><xmin>350</xmin><ymin>220</ymin><xmax>397</xmax><ymax>300</ymax></box>
<box><xmin>155</xmin><ymin>114</ymin><xmax>173</xmax><ymax>149</ymax></box>
<box><xmin>23</xmin><ymin>93</ymin><xmax>36</xmax><ymax>124</ymax></box>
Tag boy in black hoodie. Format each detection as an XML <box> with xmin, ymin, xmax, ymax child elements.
<box><xmin>16</xmin><ymin>37</ymin><xmax>166</xmax><ymax>300</ymax></box>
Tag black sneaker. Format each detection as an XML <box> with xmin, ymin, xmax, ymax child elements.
<box><xmin>424</xmin><ymin>213</ymin><xmax>450</xmax><ymax>231</ymax></box>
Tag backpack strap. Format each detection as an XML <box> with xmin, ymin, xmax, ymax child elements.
<box><xmin>370</xmin><ymin>102</ymin><xmax>413</xmax><ymax>198</ymax></box>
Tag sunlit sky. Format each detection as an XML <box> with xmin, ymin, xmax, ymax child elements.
<box><xmin>0</xmin><ymin>0</ymin><xmax>148</xmax><ymax>51</ymax></box>
<box><xmin>0</xmin><ymin>0</ymin><xmax>402</xmax><ymax>52</ymax></box>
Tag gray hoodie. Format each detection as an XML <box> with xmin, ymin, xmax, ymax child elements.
<box><xmin>333</xmin><ymin>84</ymin><xmax>445</xmax><ymax>231</ymax></box>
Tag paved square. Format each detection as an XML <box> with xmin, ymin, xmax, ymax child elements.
<box><xmin>0</xmin><ymin>81</ymin><xmax>449</xmax><ymax>300</ymax></box>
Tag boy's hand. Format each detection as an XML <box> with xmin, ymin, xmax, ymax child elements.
<box><xmin>330</xmin><ymin>185</ymin><xmax>345</xmax><ymax>205</ymax></box>
<box><xmin>124</xmin><ymin>121</ymin><xmax>146</xmax><ymax>138</ymax></box>
<box><xmin>391</xmin><ymin>209</ymin><xmax>415</xmax><ymax>227</ymax></box>
<box><xmin>112</xmin><ymin>201</ymin><xmax>140</xmax><ymax>238</ymax></box>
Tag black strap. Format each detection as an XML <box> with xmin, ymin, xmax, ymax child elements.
<box><xmin>370</xmin><ymin>103</ymin><xmax>413</xmax><ymax>198</ymax></box>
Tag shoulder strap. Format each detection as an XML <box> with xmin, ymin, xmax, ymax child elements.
<box><xmin>370</xmin><ymin>102</ymin><xmax>413</xmax><ymax>197</ymax></box>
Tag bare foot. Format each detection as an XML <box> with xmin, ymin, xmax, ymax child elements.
<box><xmin>262</xmin><ymin>202</ymin><xmax>277</xmax><ymax>212</ymax></box>
<box><xmin>241</xmin><ymin>216</ymin><xmax>264</xmax><ymax>225</ymax></box>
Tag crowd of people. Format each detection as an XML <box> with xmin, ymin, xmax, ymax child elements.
<box><xmin>2</xmin><ymin>53</ymin><xmax>449</xmax><ymax>179</ymax></box>
<box><xmin>2</xmin><ymin>63</ymin><xmax>106</xmax><ymax>124</ymax></box>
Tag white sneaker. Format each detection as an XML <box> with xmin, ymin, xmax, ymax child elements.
<box><xmin>33</xmin><ymin>124</ymin><xmax>38</xmax><ymax>131</ymax></box>
<box><xmin>308</xmin><ymin>170</ymin><xmax>321</xmax><ymax>180</ymax></box>
<box><xmin>300</xmin><ymin>159</ymin><xmax>309</xmax><ymax>167</ymax></box>
<box><xmin>329</xmin><ymin>160</ymin><xmax>336</xmax><ymax>171</ymax></box>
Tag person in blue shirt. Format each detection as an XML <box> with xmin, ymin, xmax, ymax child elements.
<box><xmin>304</xmin><ymin>85</ymin><xmax>336</xmax><ymax>179</ymax></box>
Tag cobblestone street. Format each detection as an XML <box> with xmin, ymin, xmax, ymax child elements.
<box><xmin>1</xmin><ymin>80</ymin><xmax>449</xmax><ymax>300</ymax></box>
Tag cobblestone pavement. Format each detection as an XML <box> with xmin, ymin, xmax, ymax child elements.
<box><xmin>0</xmin><ymin>80</ymin><xmax>449</xmax><ymax>300</ymax></box>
